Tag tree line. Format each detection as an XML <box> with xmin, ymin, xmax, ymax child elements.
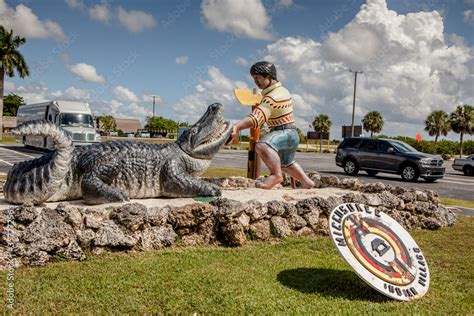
<box><xmin>311</xmin><ymin>105</ymin><xmax>473</xmax><ymax>157</ymax></box>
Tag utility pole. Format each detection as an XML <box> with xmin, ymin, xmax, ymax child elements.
<box><xmin>349</xmin><ymin>69</ymin><xmax>363</xmax><ymax>137</ymax></box>
<box><xmin>151</xmin><ymin>95</ymin><xmax>157</xmax><ymax>117</ymax></box>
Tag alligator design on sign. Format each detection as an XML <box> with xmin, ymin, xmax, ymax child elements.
<box><xmin>4</xmin><ymin>103</ymin><xmax>232</xmax><ymax>205</ymax></box>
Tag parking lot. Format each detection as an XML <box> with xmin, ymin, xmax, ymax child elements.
<box><xmin>0</xmin><ymin>145</ymin><xmax>472</xmax><ymax>201</ymax></box>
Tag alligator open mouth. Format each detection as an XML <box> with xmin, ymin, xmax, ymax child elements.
<box><xmin>197</xmin><ymin>120</ymin><xmax>231</xmax><ymax>150</ymax></box>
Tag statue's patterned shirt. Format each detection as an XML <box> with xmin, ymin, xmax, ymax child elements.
<box><xmin>248</xmin><ymin>82</ymin><xmax>294</xmax><ymax>128</ymax></box>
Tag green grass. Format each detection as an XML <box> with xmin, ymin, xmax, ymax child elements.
<box><xmin>440</xmin><ymin>197</ymin><xmax>474</xmax><ymax>209</ymax></box>
<box><xmin>201</xmin><ymin>167</ymin><xmax>248</xmax><ymax>178</ymax></box>
<box><xmin>0</xmin><ymin>134</ymin><xmax>18</xmax><ymax>144</ymax></box>
<box><xmin>1</xmin><ymin>216</ymin><xmax>473</xmax><ymax>314</ymax></box>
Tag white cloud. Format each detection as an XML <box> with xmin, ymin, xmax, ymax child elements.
<box><xmin>65</xmin><ymin>0</ymin><xmax>85</xmax><ymax>10</ymax></box>
<box><xmin>463</xmin><ymin>9</ymin><xmax>474</xmax><ymax>25</ymax></box>
<box><xmin>68</xmin><ymin>63</ymin><xmax>106</xmax><ymax>83</ymax></box>
<box><xmin>4</xmin><ymin>81</ymin><xmax>16</xmax><ymax>93</ymax></box>
<box><xmin>65</xmin><ymin>0</ymin><xmax>155</xmax><ymax>33</ymax></box>
<box><xmin>112</xmin><ymin>86</ymin><xmax>140</xmax><ymax>102</ymax></box>
<box><xmin>277</xmin><ymin>0</ymin><xmax>293</xmax><ymax>7</ymax></box>
<box><xmin>89</xmin><ymin>4</ymin><xmax>111</xmax><ymax>23</ymax></box>
<box><xmin>258</xmin><ymin>0</ymin><xmax>473</xmax><ymax>139</ymax></box>
<box><xmin>176</xmin><ymin>0</ymin><xmax>473</xmax><ymax>140</ymax></box>
<box><xmin>175</xmin><ymin>56</ymin><xmax>189</xmax><ymax>64</ymax></box>
<box><xmin>173</xmin><ymin>67</ymin><xmax>249</xmax><ymax>124</ymax></box>
<box><xmin>0</xmin><ymin>0</ymin><xmax>66</xmax><ymax>41</ymax></box>
<box><xmin>142</xmin><ymin>94</ymin><xmax>163</xmax><ymax>104</ymax></box>
<box><xmin>201</xmin><ymin>0</ymin><xmax>273</xmax><ymax>40</ymax></box>
<box><xmin>235</xmin><ymin>57</ymin><xmax>249</xmax><ymax>66</ymax></box>
<box><xmin>64</xmin><ymin>86</ymin><xmax>90</xmax><ymax>99</ymax></box>
<box><xmin>117</xmin><ymin>7</ymin><xmax>156</xmax><ymax>33</ymax></box>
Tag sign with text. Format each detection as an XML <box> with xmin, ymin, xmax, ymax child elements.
<box><xmin>342</xmin><ymin>125</ymin><xmax>362</xmax><ymax>138</ymax></box>
<box><xmin>329</xmin><ymin>203</ymin><xmax>430</xmax><ymax>301</ymax></box>
<box><xmin>307</xmin><ymin>131</ymin><xmax>329</xmax><ymax>140</ymax></box>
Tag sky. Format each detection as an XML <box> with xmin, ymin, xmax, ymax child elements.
<box><xmin>1</xmin><ymin>0</ymin><xmax>473</xmax><ymax>140</ymax></box>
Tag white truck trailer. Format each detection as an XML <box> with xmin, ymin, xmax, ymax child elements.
<box><xmin>16</xmin><ymin>100</ymin><xmax>101</xmax><ymax>149</ymax></box>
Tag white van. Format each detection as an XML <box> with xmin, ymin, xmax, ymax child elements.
<box><xmin>16</xmin><ymin>100</ymin><xmax>101</xmax><ymax>149</ymax></box>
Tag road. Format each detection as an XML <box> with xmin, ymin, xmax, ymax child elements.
<box><xmin>210</xmin><ymin>150</ymin><xmax>474</xmax><ymax>201</ymax></box>
<box><xmin>0</xmin><ymin>145</ymin><xmax>473</xmax><ymax>201</ymax></box>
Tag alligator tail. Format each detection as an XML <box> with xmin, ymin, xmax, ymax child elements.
<box><xmin>3</xmin><ymin>120</ymin><xmax>75</xmax><ymax>205</ymax></box>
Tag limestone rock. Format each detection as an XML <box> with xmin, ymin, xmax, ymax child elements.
<box><xmin>22</xmin><ymin>207</ymin><xmax>75</xmax><ymax>252</ymax></box>
<box><xmin>220</xmin><ymin>219</ymin><xmax>246</xmax><ymax>246</ymax></box>
<box><xmin>320</xmin><ymin>175</ymin><xmax>340</xmax><ymax>187</ymax></box>
<box><xmin>11</xmin><ymin>205</ymin><xmax>38</xmax><ymax>224</ymax></box>
<box><xmin>245</xmin><ymin>200</ymin><xmax>268</xmax><ymax>221</ymax></box>
<box><xmin>147</xmin><ymin>206</ymin><xmax>169</xmax><ymax>226</ymax></box>
<box><xmin>93</xmin><ymin>220</ymin><xmax>136</xmax><ymax>248</ymax></box>
<box><xmin>295</xmin><ymin>198</ymin><xmax>319</xmax><ymax>216</ymax></box>
<box><xmin>248</xmin><ymin>220</ymin><xmax>271</xmax><ymax>241</ymax></box>
<box><xmin>169</xmin><ymin>203</ymin><xmax>214</xmax><ymax>228</ymax></box>
<box><xmin>65</xmin><ymin>207</ymin><xmax>83</xmax><ymax>229</ymax></box>
<box><xmin>227</xmin><ymin>176</ymin><xmax>249</xmax><ymax>188</ymax></box>
<box><xmin>139</xmin><ymin>225</ymin><xmax>177</xmax><ymax>249</ymax></box>
<box><xmin>415</xmin><ymin>191</ymin><xmax>429</xmax><ymax>202</ymax></box>
<box><xmin>56</xmin><ymin>240</ymin><xmax>86</xmax><ymax>261</ymax></box>
<box><xmin>302</xmin><ymin>210</ymin><xmax>320</xmax><ymax>230</ymax></box>
<box><xmin>270</xmin><ymin>216</ymin><xmax>292</xmax><ymax>238</ymax></box>
<box><xmin>308</xmin><ymin>172</ymin><xmax>322</xmax><ymax>188</ymax></box>
<box><xmin>340</xmin><ymin>178</ymin><xmax>362</xmax><ymax>190</ymax></box>
<box><xmin>287</xmin><ymin>213</ymin><xmax>307</xmax><ymax>230</ymax></box>
<box><xmin>294</xmin><ymin>226</ymin><xmax>315</xmax><ymax>237</ymax></box>
<box><xmin>317</xmin><ymin>215</ymin><xmax>329</xmax><ymax>235</ymax></box>
<box><xmin>110</xmin><ymin>203</ymin><xmax>148</xmax><ymax>231</ymax></box>
<box><xmin>83</xmin><ymin>208</ymin><xmax>107</xmax><ymax>229</ymax></box>
<box><xmin>266</xmin><ymin>201</ymin><xmax>286</xmax><ymax>216</ymax></box>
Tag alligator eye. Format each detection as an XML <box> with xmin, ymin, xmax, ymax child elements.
<box><xmin>191</xmin><ymin>128</ymin><xmax>198</xmax><ymax>135</ymax></box>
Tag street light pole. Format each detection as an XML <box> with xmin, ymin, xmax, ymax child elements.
<box><xmin>349</xmin><ymin>69</ymin><xmax>363</xmax><ymax>137</ymax></box>
<box><xmin>151</xmin><ymin>95</ymin><xmax>157</xmax><ymax>117</ymax></box>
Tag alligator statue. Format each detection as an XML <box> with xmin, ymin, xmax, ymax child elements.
<box><xmin>4</xmin><ymin>103</ymin><xmax>233</xmax><ymax>205</ymax></box>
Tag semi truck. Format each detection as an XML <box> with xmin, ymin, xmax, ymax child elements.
<box><xmin>16</xmin><ymin>100</ymin><xmax>101</xmax><ymax>149</ymax></box>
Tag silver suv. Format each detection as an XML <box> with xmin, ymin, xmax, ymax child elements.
<box><xmin>335</xmin><ymin>138</ymin><xmax>445</xmax><ymax>182</ymax></box>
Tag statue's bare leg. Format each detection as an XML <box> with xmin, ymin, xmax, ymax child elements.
<box><xmin>282</xmin><ymin>163</ymin><xmax>315</xmax><ymax>189</ymax></box>
<box><xmin>255</xmin><ymin>143</ymin><xmax>283</xmax><ymax>189</ymax></box>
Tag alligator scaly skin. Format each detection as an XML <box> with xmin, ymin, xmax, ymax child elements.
<box><xmin>4</xmin><ymin>103</ymin><xmax>232</xmax><ymax>205</ymax></box>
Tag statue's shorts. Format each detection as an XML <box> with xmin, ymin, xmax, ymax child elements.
<box><xmin>258</xmin><ymin>128</ymin><xmax>300</xmax><ymax>167</ymax></box>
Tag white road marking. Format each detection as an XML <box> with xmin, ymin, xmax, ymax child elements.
<box><xmin>0</xmin><ymin>147</ymin><xmax>36</xmax><ymax>158</ymax></box>
<box><xmin>0</xmin><ymin>159</ymin><xmax>13</xmax><ymax>166</ymax></box>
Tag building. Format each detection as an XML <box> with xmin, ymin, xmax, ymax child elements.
<box><xmin>2</xmin><ymin>116</ymin><xmax>17</xmax><ymax>132</ymax></box>
<box><xmin>115</xmin><ymin>118</ymin><xmax>142</xmax><ymax>133</ymax></box>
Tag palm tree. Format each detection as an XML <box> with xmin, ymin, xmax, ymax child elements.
<box><xmin>362</xmin><ymin>111</ymin><xmax>384</xmax><ymax>137</ymax></box>
<box><xmin>1</xmin><ymin>26</ymin><xmax>30</xmax><ymax>140</ymax></box>
<box><xmin>312</xmin><ymin>114</ymin><xmax>332</xmax><ymax>153</ymax></box>
<box><xmin>424</xmin><ymin>110</ymin><xmax>451</xmax><ymax>153</ymax></box>
<box><xmin>450</xmin><ymin>104</ymin><xmax>473</xmax><ymax>157</ymax></box>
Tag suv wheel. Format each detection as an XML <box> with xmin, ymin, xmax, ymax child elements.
<box><xmin>343</xmin><ymin>159</ymin><xmax>359</xmax><ymax>176</ymax></box>
<box><xmin>401</xmin><ymin>164</ymin><xmax>419</xmax><ymax>182</ymax></box>
<box><xmin>366</xmin><ymin>170</ymin><xmax>378</xmax><ymax>176</ymax></box>
<box><xmin>463</xmin><ymin>165</ymin><xmax>473</xmax><ymax>176</ymax></box>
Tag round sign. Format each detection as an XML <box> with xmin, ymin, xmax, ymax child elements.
<box><xmin>329</xmin><ymin>203</ymin><xmax>430</xmax><ymax>301</ymax></box>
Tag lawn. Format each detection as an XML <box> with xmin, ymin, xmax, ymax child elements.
<box><xmin>1</xmin><ymin>216</ymin><xmax>472</xmax><ymax>314</ymax></box>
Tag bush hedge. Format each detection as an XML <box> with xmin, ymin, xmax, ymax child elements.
<box><xmin>377</xmin><ymin>135</ymin><xmax>473</xmax><ymax>155</ymax></box>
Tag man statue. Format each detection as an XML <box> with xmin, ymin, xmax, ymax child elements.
<box><xmin>228</xmin><ymin>61</ymin><xmax>314</xmax><ymax>189</ymax></box>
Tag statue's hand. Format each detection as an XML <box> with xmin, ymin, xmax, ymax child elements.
<box><xmin>226</xmin><ymin>125</ymin><xmax>237</xmax><ymax>145</ymax></box>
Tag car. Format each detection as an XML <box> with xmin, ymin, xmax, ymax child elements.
<box><xmin>452</xmin><ymin>154</ymin><xmax>474</xmax><ymax>176</ymax></box>
<box><xmin>335</xmin><ymin>137</ymin><xmax>445</xmax><ymax>182</ymax></box>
